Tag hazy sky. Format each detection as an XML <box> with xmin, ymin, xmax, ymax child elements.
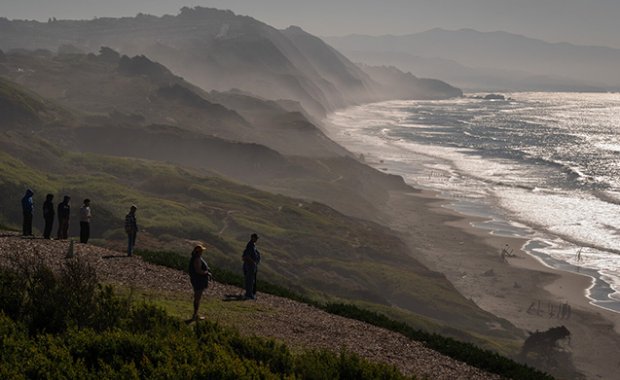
<box><xmin>2</xmin><ymin>0</ymin><xmax>619</xmax><ymax>49</ymax></box>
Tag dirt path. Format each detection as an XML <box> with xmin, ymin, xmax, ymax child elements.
<box><xmin>0</xmin><ymin>234</ymin><xmax>499</xmax><ymax>380</ymax></box>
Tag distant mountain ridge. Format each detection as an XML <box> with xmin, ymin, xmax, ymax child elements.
<box><xmin>0</xmin><ymin>7</ymin><xmax>461</xmax><ymax>117</ymax></box>
<box><xmin>325</xmin><ymin>28</ymin><xmax>620</xmax><ymax>91</ymax></box>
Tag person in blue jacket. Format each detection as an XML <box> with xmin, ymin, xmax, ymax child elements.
<box><xmin>21</xmin><ymin>189</ymin><xmax>34</xmax><ymax>236</ymax></box>
<box><xmin>242</xmin><ymin>233</ymin><xmax>261</xmax><ymax>300</ymax></box>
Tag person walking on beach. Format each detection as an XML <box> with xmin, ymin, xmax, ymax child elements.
<box><xmin>188</xmin><ymin>244</ymin><xmax>212</xmax><ymax>321</ymax></box>
<box><xmin>21</xmin><ymin>189</ymin><xmax>34</xmax><ymax>236</ymax></box>
<box><xmin>79</xmin><ymin>198</ymin><xmax>91</xmax><ymax>244</ymax></box>
<box><xmin>42</xmin><ymin>193</ymin><xmax>55</xmax><ymax>239</ymax></box>
<box><xmin>124</xmin><ymin>205</ymin><xmax>138</xmax><ymax>256</ymax></box>
<box><xmin>242</xmin><ymin>233</ymin><xmax>261</xmax><ymax>300</ymax></box>
<box><xmin>56</xmin><ymin>195</ymin><xmax>71</xmax><ymax>240</ymax></box>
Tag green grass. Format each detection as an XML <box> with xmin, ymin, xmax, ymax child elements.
<box><xmin>134</xmin><ymin>249</ymin><xmax>552</xmax><ymax>380</ymax></box>
<box><xmin>0</xmin><ymin>77</ymin><xmax>46</xmax><ymax>123</ymax></box>
<box><xmin>1</xmin><ymin>134</ymin><xmax>524</xmax><ymax>354</ymax></box>
<box><xmin>0</xmin><ymin>260</ymin><xmax>411</xmax><ymax>380</ymax></box>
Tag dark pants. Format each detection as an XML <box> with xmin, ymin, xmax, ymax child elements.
<box><xmin>43</xmin><ymin>216</ymin><xmax>54</xmax><ymax>239</ymax></box>
<box><xmin>80</xmin><ymin>222</ymin><xmax>90</xmax><ymax>244</ymax></box>
<box><xmin>243</xmin><ymin>263</ymin><xmax>257</xmax><ymax>299</ymax></box>
<box><xmin>127</xmin><ymin>231</ymin><xmax>137</xmax><ymax>256</ymax></box>
<box><xmin>22</xmin><ymin>212</ymin><xmax>33</xmax><ymax>236</ymax></box>
<box><xmin>57</xmin><ymin>217</ymin><xmax>69</xmax><ymax>240</ymax></box>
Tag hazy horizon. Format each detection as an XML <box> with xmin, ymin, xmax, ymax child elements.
<box><xmin>1</xmin><ymin>0</ymin><xmax>620</xmax><ymax>50</ymax></box>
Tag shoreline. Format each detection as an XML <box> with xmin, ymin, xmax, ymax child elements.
<box><xmin>321</xmin><ymin>102</ymin><xmax>620</xmax><ymax>378</ymax></box>
<box><xmin>324</xmin><ymin>96</ymin><xmax>620</xmax><ymax>318</ymax></box>
<box><xmin>383</xmin><ymin>188</ymin><xmax>620</xmax><ymax>379</ymax></box>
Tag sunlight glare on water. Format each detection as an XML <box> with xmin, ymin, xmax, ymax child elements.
<box><xmin>325</xmin><ymin>92</ymin><xmax>620</xmax><ymax>311</ymax></box>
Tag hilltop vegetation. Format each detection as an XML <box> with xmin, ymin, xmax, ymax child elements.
<box><xmin>0</xmin><ymin>238</ymin><xmax>551</xmax><ymax>379</ymax></box>
<box><xmin>0</xmin><ymin>256</ymin><xmax>409</xmax><ymax>380</ymax></box>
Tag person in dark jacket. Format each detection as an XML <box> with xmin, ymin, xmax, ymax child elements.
<box><xmin>21</xmin><ymin>189</ymin><xmax>34</xmax><ymax>236</ymax></box>
<box><xmin>56</xmin><ymin>195</ymin><xmax>71</xmax><ymax>240</ymax></box>
<box><xmin>188</xmin><ymin>244</ymin><xmax>212</xmax><ymax>321</ymax></box>
<box><xmin>42</xmin><ymin>193</ymin><xmax>55</xmax><ymax>239</ymax></box>
<box><xmin>242</xmin><ymin>233</ymin><xmax>261</xmax><ymax>300</ymax></box>
<box><xmin>79</xmin><ymin>199</ymin><xmax>91</xmax><ymax>244</ymax></box>
<box><xmin>124</xmin><ymin>205</ymin><xmax>138</xmax><ymax>256</ymax></box>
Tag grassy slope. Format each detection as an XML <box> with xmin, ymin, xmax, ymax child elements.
<box><xmin>1</xmin><ymin>51</ymin><xmax>410</xmax><ymax>220</ymax></box>
<box><xmin>0</xmin><ymin>137</ymin><xmax>521</xmax><ymax>349</ymax></box>
<box><xmin>0</xmin><ymin>65</ymin><xmax>523</xmax><ymax>351</ymax></box>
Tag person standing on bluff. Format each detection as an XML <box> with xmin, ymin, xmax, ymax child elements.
<box><xmin>21</xmin><ymin>189</ymin><xmax>34</xmax><ymax>237</ymax></box>
<box><xmin>242</xmin><ymin>233</ymin><xmax>261</xmax><ymax>300</ymax></box>
<box><xmin>79</xmin><ymin>198</ymin><xmax>91</xmax><ymax>244</ymax></box>
<box><xmin>125</xmin><ymin>205</ymin><xmax>138</xmax><ymax>256</ymax></box>
<box><xmin>57</xmin><ymin>195</ymin><xmax>71</xmax><ymax>240</ymax></box>
<box><xmin>188</xmin><ymin>244</ymin><xmax>212</xmax><ymax>322</ymax></box>
<box><xmin>42</xmin><ymin>193</ymin><xmax>55</xmax><ymax>239</ymax></box>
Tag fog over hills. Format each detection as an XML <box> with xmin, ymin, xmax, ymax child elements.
<box><xmin>0</xmin><ymin>7</ymin><xmax>460</xmax><ymax>117</ymax></box>
<box><xmin>325</xmin><ymin>28</ymin><xmax>620</xmax><ymax>91</ymax></box>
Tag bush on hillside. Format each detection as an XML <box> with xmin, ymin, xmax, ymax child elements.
<box><xmin>0</xmin><ymin>258</ymin><xmax>412</xmax><ymax>379</ymax></box>
<box><xmin>324</xmin><ymin>303</ymin><xmax>553</xmax><ymax>380</ymax></box>
<box><xmin>0</xmin><ymin>253</ymin><xmax>130</xmax><ymax>334</ymax></box>
<box><xmin>135</xmin><ymin>249</ymin><xmax>553</xmax><ymax>380</ymax></box>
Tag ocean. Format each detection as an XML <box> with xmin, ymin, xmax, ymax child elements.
<box><xmin>325</xmin><ymin>92</ymin><xmax>620</xmax><ymax>313</ymax></box>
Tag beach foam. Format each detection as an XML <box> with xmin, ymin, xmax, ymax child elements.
<box><xmin>325</xmin><ymin>93</ymin><xmax>620</xmax><ymax>312</ymax></box>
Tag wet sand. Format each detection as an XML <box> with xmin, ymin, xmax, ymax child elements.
<box><xmin>383</xmin><ymin>189</ymin><xmax>620</xmax><ymax>380</ymax></box>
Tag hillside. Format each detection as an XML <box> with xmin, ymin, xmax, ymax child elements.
<box><xmin>0</xmin><ymin>9</ymin><xmax>566</xmax><ymax>375</ymax></box>
<box><xmin>0</xmin><ymin>7</ymin><xmax>461</xmax><ymax>117</ymax></box>
<box><xmin>0</xmin><ymin>234</ymin><xmax>524</xmax><ymax>379</ymax></box>
<box><xmin>0</xmin><ymin>77</ymin><xmax>71</xmax><ymax>128</ymax></box>
<box><xmin>0</xmin><ymin>137</ymin><xmax>521</xmax><ymax>345</ymax></box>
<box><xmin>0</xmin><ymin>41</ymin><xmax>563</xmax><ymax>376</ymax></box>
<box><xmin>325</xmin><ymin>28</ymin><xmax>620</xmax><ymax>91</ymax></box>
<box><xmin>359</xmin><ymin>64</ymin><xmax>463</xmax><ymax>99</ymax></box>
<box><xmin>0</xmin><ymin>42</ymin><xmax>544</xmax><ymax>364</ymax></box>
<box><xmin>0</xmin><ymin>49</ymin><xmax>416</xmax><ymax>221</ymax></box>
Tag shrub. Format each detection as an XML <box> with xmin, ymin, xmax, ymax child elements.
<box><xmin>125</xmin><ymin>303</ymin><xmax>181</xmax><ymax>335</ymax></box>
<box><xmin>0</xmin><ymin>269</ymin><xmax>25</xmax><ymax>318</ymax></box>
<box><xmin>1</xmin><ymin>255</ymin><xmax>413</xmax><ymax>379</ymax></box>
<box><xmin>91</xmin><ymin>284</ymin><xmax>131</xmax><ymax>332</ymax></box>
<box><xmin>294</xmin><ymin>350</ymin><xmax>405</xmax><ymax>380</ymax></box>
<box><xmin>324</xmin><ymin>303</ymin><xmax>552</xmax><ymax>380</ymax></box>
<box><xmin>0</xmin><ymin>255</ymin><xmax>131</xmax><ymax>335</ymax></box>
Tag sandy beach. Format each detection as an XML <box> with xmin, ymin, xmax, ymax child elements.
<box><xmin>383</xmin><ymin>189</ymin><xmax>620</xmax><ymax>380</ymax></box>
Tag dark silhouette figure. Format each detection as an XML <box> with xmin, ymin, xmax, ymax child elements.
<box><xmin>56</xmin><ymin>195</ymin><xmax>71</xmax><ymax>240</ymax></box>
<box><xmin>21</xmin><ymin>189</ymin><xmax>34</xmax><ymax>236</ymax></box>
<box><xmin>242</xmin><ymin>233</ymin><xmax>261</xmax><ymax>300</ymax></box>
<box><xmin>79</xmin><ymin>199</ymin><xmax>91</xmax><ymax>244</ymax></box>
<box><xmin>124</xmin><ymin>205</ymin><xmax>138</xmax><ymax>256</ymax></box>
<box><xmin>42</xmin><ymin>193</ymin><xmax>55</xmax><ymax>239</ymax></box>
<box><xmin>188</xmin><ymin>245</ymin><xmax>212</xmax><ymax>322</ymax></box>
